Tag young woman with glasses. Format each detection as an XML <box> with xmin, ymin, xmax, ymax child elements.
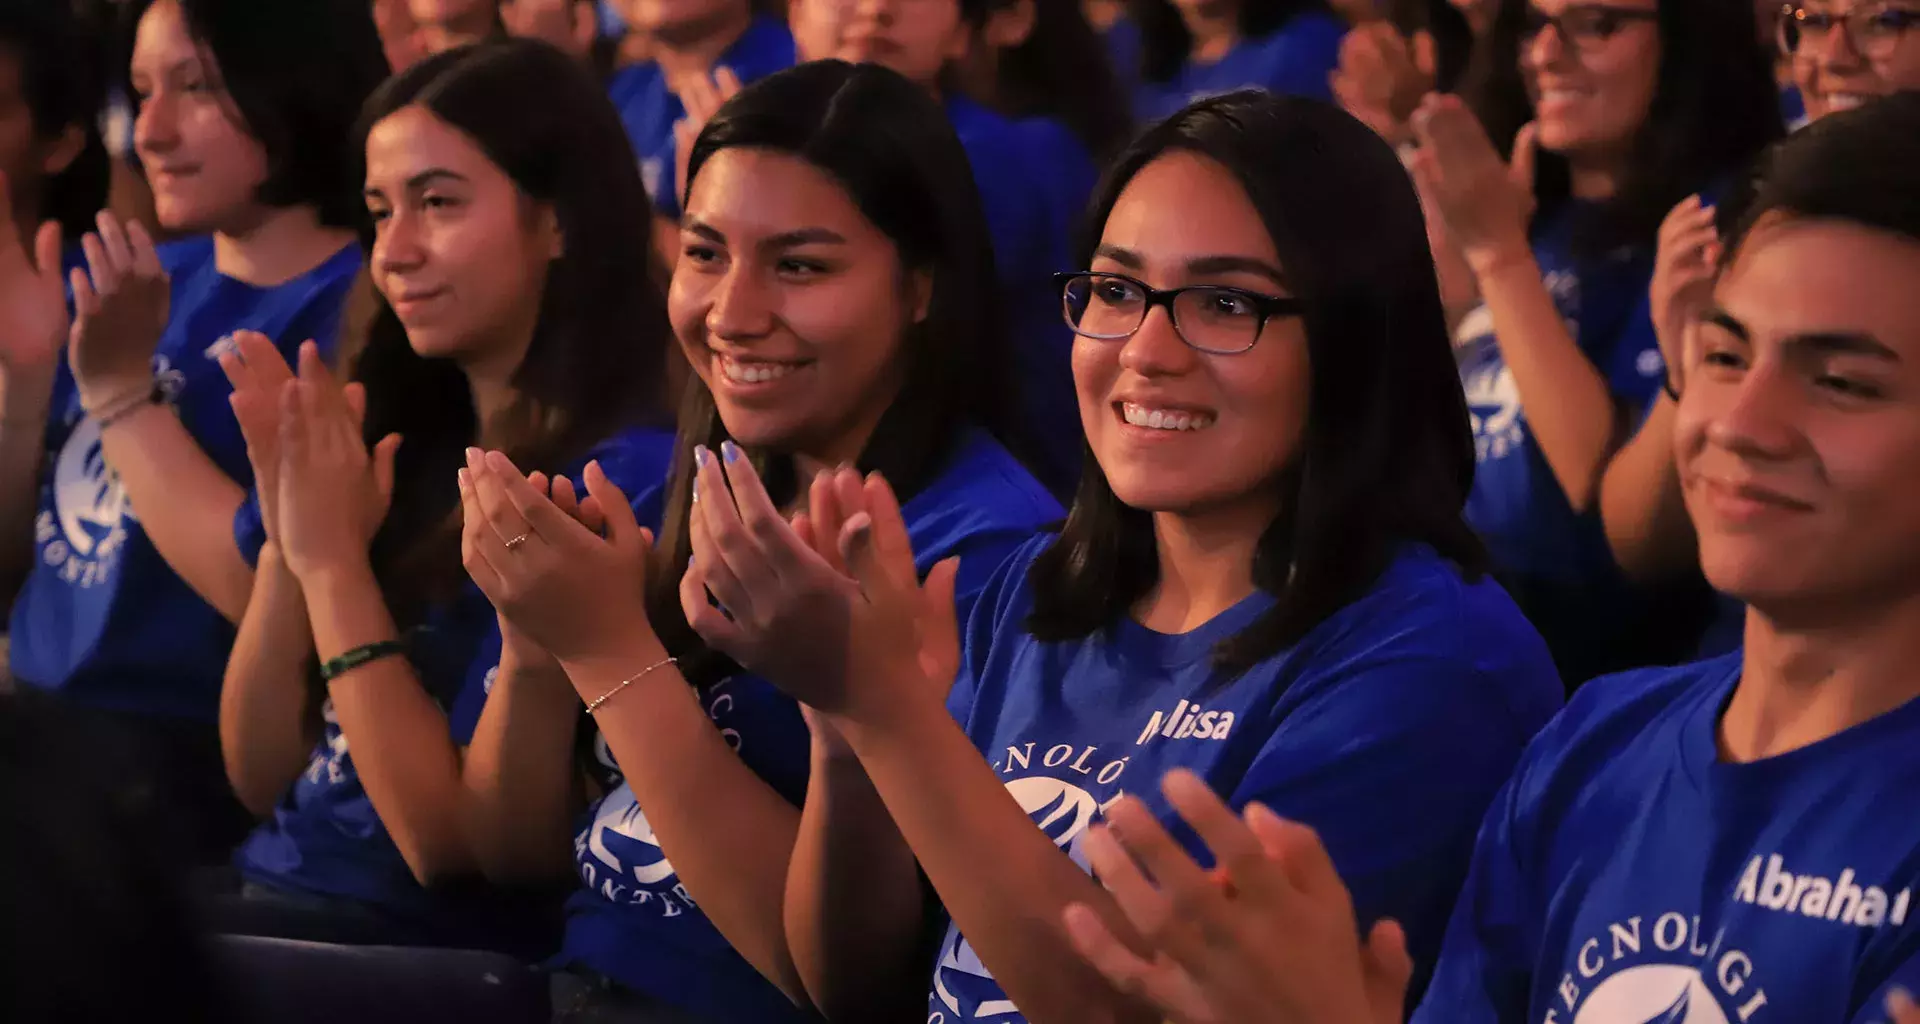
<box><xmin>700</xmin><ymin>91</ymin><xmax>1565</xmax><ymax>1023</ymax></box>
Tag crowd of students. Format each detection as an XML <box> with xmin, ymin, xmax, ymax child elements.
<box><xmin>0</xmin><ymin>0</ymin><xmax>1917</xmax><ymax>1022</ymax></box>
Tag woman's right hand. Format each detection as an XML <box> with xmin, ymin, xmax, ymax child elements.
<box><xmin>494</xmin><ymin>469</ymin><xmax>610</xmax><ymax>681</ymax></box>
<box><xmin>0</xmin><ymin>170</ymin><xmax>71</xmax><ymax>382</ymax></box>
<box><xmin>1331</xmin><ymin>25</ymin><xmax>1437</xmax><ymax>146</ymax></box>
<box><xmin>1649</xmin><ymin>195</ymin><xmax>1721</xmax><ymax>397</ymax></box>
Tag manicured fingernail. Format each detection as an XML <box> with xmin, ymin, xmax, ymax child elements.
<box><xmin>465</xmin><ymin>447</ymin><xmax>481</xmax><ymax>468</ymax></box>
<box><xmin>722</xmin><ymin>440</ymin><xmax>741</xmax><ymax>463</ymax></box>
<box><xmin>457</xmin><ymin>468</ymin><xmax>471</xmax><ymax>491</ymax></box>
<box><xmin>694</xmin><ymin>444</ymin><xmax>712</xmax><ymax>468</ymax></box>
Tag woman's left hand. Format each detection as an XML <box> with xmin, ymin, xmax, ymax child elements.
<box><xmin>682</xmin><ymin>445</ymin><xmax>957</xmax><ymax>717</ymax></box>
<box><xmin>1407</xmin><ymin>95</ymin><xmax>1537</xmax><ymax>276</ymax></box>
<box><xmin>1062</xmin><ymin>770</ymin><xmax>1413</xmax><ymax>1024</ymax></box>
<box><xmin>275</xmin><ymin>343</ymin><xmax>402</xmax><ymax>584</ymax></box>
<box><xmin>460</xmin><ymin>450</ymin><xmax>657</xmax><ymax>671</ymax></box>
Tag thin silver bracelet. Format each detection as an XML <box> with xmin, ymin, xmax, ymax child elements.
<box><xmin>584</xmin><ymin>656</ymin><xmax>679</xmax><ymax>715</ymax></box>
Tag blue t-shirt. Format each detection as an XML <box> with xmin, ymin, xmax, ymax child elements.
<box><xmin>1456</xmin><ymin>204</ymin><xmax>1669</xmax><ymax>686</ymax></box>
<box><xmin>236</xmin><ymin>425</ymin><xmax>676</xmax><ymax>944</ymax></box>
<box><xmin>607</xmin><ymin>16</ymin><xmax>796</xmax><ymax>218</ymax></box>
<box><xmin>1131</xmin><ymin>11</ymin><xmax>1347</xmax><ymax>124</ymax></box>
<box><xmin>930</xmin><ymin>541</ymin><xmax>1565</xmax><ymax>1022</ymax></box>
<box><xmin>1415</xmin><ymin>655</ymin><xmax>1920</xmax><ymax>1023</ymax></box>
<box><xmin>9</xmin><ymin>236</ymin><xmax>363</xmax><ymax>722</ymax></box>
<box><xmin>555</xmin><ymin>430</ymin><xmax>1059</xmax><ymax>1022</ymax></box>
<box><xmin>946</xmin><ymin>96</ymin><xmax>1098</xmax><ymax>499</ymax></box>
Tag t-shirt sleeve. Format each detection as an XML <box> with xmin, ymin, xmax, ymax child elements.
<box><xmin>943</xmin><ymin>537</ymin><xmax>1042</xmax><ymax>727</ymax></box>
<box><xmin>1224</xmin><ymin>648</ymin><xmax>1538</xmax><ymax>982</ymax></box>
<box><xmin>1410</xmin><ymin>772</ymin><xmax>1540</xmax><ymax>1023</ymax></box>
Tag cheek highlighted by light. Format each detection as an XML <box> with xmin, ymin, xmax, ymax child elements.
<box><xmin>1120</xmin><ymin>402</ymin><xmax>1215</xmax><ymax>432</ymax></box>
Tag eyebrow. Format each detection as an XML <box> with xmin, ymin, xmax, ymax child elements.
<box><xmin>1703</xmin><ymin>307</ymin><xmax>1901</xmax><ymax>361</ymax></box>
<box><xmin>681</xmin><ymin>220</ymin><xmax>848</xmax><ymax>249</ymax></box>
<box><xmin>363</xmin><ymin>168</ymin><xmax>468</xmax><ymax>199</ymax></box>
<box><xmin>1092</xmin><ymin>245</ymin><xmax>1288</xmax><ymax>287</ymax></box>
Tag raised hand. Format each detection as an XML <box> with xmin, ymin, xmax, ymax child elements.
<box><xmin>1331</xmin><ymin>25</ymin><xmax>1437</xmax><ymax>145</ymax></box>
<box><xmin>459</xmin><ymin>449</ymin><xmax>655</xmax><ymax>670</ymax></box>
<box><xmin>69</xmin><ymin>211</ymin><xmax>170</xmax><ymax>412</ymax></box>
<box><xmin>219</xmin><ymin>331</ymin><xmax>301</xmax><ymax>543</ymax></box>
<box><xmin>275</xmin><ymin>342</ymin><xmax>402</xmax><ymax>583</ymax></box>
<box><xmin>1407</xmin><ymin>95</ymin><xmax>1537</xmax><ymax>275</ymax></box>
<box><xmin>672</xmin><ymin>66</ymin><xmax>742</xmax><ymax>206</ymax></box>
<box><xmin>1062</xmin><ymin>770</ymin><xmax>1412</xmax><ymax>1024</ymax></box>
<box><xmin>0</xmin><ymin>170</ymin><xmax>70</xmax><ymax>382</ymax></box>
<box><xmin>1649</xmin><ymin>195</ymin><xmax>1721</xmax><ymax>397</ymax></box>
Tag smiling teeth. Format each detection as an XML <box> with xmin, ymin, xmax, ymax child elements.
<box><xmin>721</xmin><ymin>358</ymin><xmax>799</xmax><ymax>384</ymax></box>
<box><xmin>1122</xmin><ymin>403</ymin><xmax>1213</xmax><ymax>431</ymax></box>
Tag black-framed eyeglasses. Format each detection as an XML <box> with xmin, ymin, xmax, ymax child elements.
<box><xmin>1522</xmin><ymin>4</ymin><xmax>1660</xmax><ymax>51</ymax></box>
<box><xmin>1777</xmin><ymin>2</ymin><xmax>1920</xmax><ymax>61</ymax></box>
<box><xmin>1056</xmin><ymin>272</ymin><xmax>1304</xmax><ymax>356</ymax></box>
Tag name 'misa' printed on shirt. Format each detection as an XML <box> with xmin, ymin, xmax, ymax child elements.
<box><xmin>1543</xmin><ymin>857</ymin><xmax>1912</xmax><ymax>1024</ymax></box>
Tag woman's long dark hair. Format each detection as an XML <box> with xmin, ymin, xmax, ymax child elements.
<box><xmin>353</xmin><ymin>39</ymin><xmax>672</xmax><ymax>624</ymax></box>
<box><xmin>968</xmin><ymin>0</ymin><xmax>1132</xmax><ymax>161</ymax></box>
<box><xmin>1026</xmin><ymin>91</ymin><xmax>1487</xmax><ymax>675</ymax></box>
<box><xmin>1132</xmin><ymin>0</ymin><xmax>1332</xmax><ymax>85</ymax></box>
<box><xmin>648</xmin><ymin>60</ymin><xmax>1017</xmax><ymax>686</ymax></box>
<box><xmin>1472</xmin><ymin>0</ymin><xmax>1783</xmax><ymax>256</ymax></box>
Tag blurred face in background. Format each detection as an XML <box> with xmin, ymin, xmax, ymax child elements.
<box><xmin>1521</xmin><ymin>0</ymin><xmax>1662</xmax><ymax>171</ymax></box>
<box><xmin>789</xmin><ymin>0</ymin><xmax>970</xmax><ymax>89</ymax></box>
<box><xmin>408</xmin><ymin>0</ymin><xmax>499</xmax><ymax>54</ymax></box>
<box><xmin>1782</xmin><ymin>0</ymin><xmax>1920</xmax><ymax>120</ymax></box>
<box><xmin>130</xmin><ymin>0</ymin><xmax>272</xmax><ymax>234</ymax></box>
<box><xmin>623</xmin><ymin>0</ymin><xmax>750</xmax><ymax>45</ymax></box>
<box><xmin>373</xmin><ymin>0</ymin><xmax>427</xmax><ymax>72</ymax></box>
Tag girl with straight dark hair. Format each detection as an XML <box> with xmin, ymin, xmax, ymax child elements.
<box><xmin>682</xmin><ymin>90</ymin><xmax>1563</xmax><ymax>1023</ymax></box>
<box><xmin>0</xmin><ymin>0</ymin><xmax>385</xmax><ymax>862</ymax></box>
<box><xmin>214</xmin><ymin>37</ymin><xmax>674</xmax><ymax>950</ymax></box>
<box><xmin>460</xmin><ymin>60</ymin><xmax>1059</xmax><ymax>1021</ymax></box>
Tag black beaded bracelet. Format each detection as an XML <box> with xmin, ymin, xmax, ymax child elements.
<box><xmin>320</xmin><ymin>639</ymin><xmax>409</xmax><ymax>682</ymax></box>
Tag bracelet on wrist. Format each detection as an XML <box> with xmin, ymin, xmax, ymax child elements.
<box><xmin>87</xmin><ymin>380</ymin><xmax>166</xmax><ymax>431</ymax></box>
<box><xmin>584</xmin><ymin>656</ymin><xmax>679</xmax><ymax>715</ymax></box>
<box><xmin>320</xmin><ymin>638</ymin><xmax>410</xmax><ymax>682</ymax></box>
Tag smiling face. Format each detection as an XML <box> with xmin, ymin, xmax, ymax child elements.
<box><xmin>1522</xmin><ymin>0</ymin><xmax>1662</xmax><ymax>165</ymax></box>
<box><xmin>1675</xmin><ymin>215</ymin><xmax>1920</xmax><ymax>617</ymax></box>
<box><xmin>1788</xmin><ymin>0</ymin><xmax>1920</xmax><ymax>120</ymax></box>
<box><xmin>129</xmin><ymin>0</ymin><xmax>271</xmax><ymax>234</ymax></box>
<box><xmin>668</xmin><ymin>146</ymin><xmax>927</xmax><ymax>465</ymax></box>
<box><xmin>363</xmin><ymin>105</ymin><xmax>561</xmax><ymax>368</ymax></box>
<box><xmin>1075</xmin><ymin>151</ymin><xmax>1311</xmax><ymax>519</ymax></box>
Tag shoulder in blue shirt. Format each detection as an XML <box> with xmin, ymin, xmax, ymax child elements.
<box><xmin>932</xmin><ymin>540</ymin><xmax>1564</xmax><ymax>1021</ymax></box>
<box><xmin>607</xmin><ymin>16</ymin><xmax>796</xmax><ymax>218</ymax></box>
<box><xmin>557</xmin><ymin>428</ymin><xmax>1059</xmax><ymax>1022</ymax></box>
<box><xmin>1131</xmin><ymin>10</ymin><xmax>1347</xmax><ymax>123</ymax></box>
<box><xmin>1417</xmin><ymin>655</ymin><xmax>1920</xmax><ymax>1024</ymax></box>
<box><xmin>9</xmin><ymin>237</ymin><xmax>363</xmax><ymax>721</ymax></box>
